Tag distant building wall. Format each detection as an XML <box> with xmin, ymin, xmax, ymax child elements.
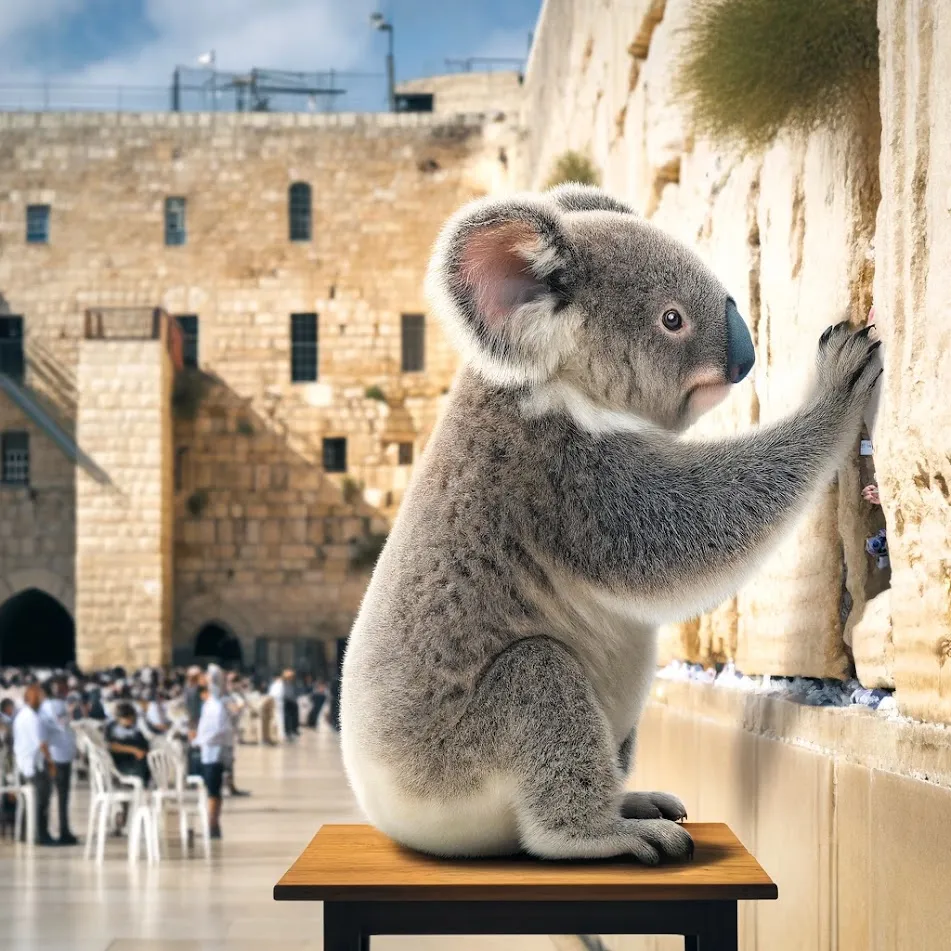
<box><xmin>0</xmin><ymin>106</ymin><xmax>516</xmax><ymax>663</ymax></box>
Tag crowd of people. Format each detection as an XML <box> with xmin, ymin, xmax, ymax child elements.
<box><xmin>0</xmin><ymin>663</ymin><xmax>340</xmax><ymax>847</ymax></box>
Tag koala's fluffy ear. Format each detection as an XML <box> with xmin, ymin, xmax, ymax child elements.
<box><xmin>425</xmin><ymin>194</ymin><xmax>580</xmax><ymax>387</ymax></box>
<box><xmin>546</xmin><ymin>183</ymin><xmax>636</xmax><ymax>216</ymax></box>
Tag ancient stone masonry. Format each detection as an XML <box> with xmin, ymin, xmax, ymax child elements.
<box><xmin>0</xmin><ymin>101</ymin><xmax>515</xmax><ymax>664</ymax></box>
<box><xmin>516</xmin><ymin>0</ymin><xmax>950</xmax><ymax>724</ymax></box>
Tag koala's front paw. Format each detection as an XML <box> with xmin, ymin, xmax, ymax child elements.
<box><xmin>621</xmin><ymin>790</ymin><xmax>687</xmax><ymax>821</ymax></box>
<box><xmin>627</xmin><ymin>818</ymin><xmax>694</xmax><ymax>865</ymax></box>
<box><xmin>815</xmin><ymin>321</ymin><xmax>882</xmax><ymax>407</ymax></box>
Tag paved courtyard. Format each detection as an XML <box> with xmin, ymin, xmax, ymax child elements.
<box><xmin>0</xmin><ymin>728</ymin><xmax>558</xmax><ymax>951</ymax></box>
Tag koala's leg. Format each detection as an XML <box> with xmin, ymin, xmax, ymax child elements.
<box><xmin>476</xmin><ymin>636</ymin><xmax>692</xmax><ymax>863</ymax></box>
<box><xmin>617</xmin><ymin>728</ymin><xmax>688</xmax><ymax>821</ymax></box>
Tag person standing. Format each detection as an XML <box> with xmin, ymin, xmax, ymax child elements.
<box><xmin>39</xmin><ymin>676</ymin><xmax>79</xmax><ymax>845</ymax></box>
<box><xmin>13</xmin><ymin>684</ymin><xmax>56</xmax><ymax>846</ymax></box>
<box><xmin>195</xmin><ymin>665</ymin><xmax>233</xmax><ymax>839</ymax></box>
<box><xmin>281</xmin><ymin>669</ymin><xmax>300</xmax><ymax>740</ymax></box>
<box><xmin>266</xmin><ymin>673</ymin><xmax>285</xmax><ymax>742</ymax></box>
<box><xmin>306</xmin><ymin>679</ymin><xmax>327</xmax><ymax>729</ymax></box>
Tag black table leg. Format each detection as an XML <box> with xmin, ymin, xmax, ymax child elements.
<box><xmin>324</xmin><ymin>901</ymin><xmax>366</xmax><ymax>951</ymax></box>
<box><xmin>693</xmin><ymin>901</ymin><xmax>738</xmax><ymax>951</ymax></box>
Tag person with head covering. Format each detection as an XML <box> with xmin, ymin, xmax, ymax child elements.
<box><xmin>195</xmin><ymin>664</ymin><xmax>233</xmax><ymax>839</ymax></box>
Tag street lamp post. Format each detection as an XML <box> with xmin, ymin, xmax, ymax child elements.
<box><xmin>370</xmin><ymin>13</ymin><xmax>395</xmax><ymax>112</ymax></box>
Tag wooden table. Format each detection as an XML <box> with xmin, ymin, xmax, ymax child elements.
<box><xmin>274</xmin><ymin>823</ymin><xmax>777</xmax><ymax>950</ymax></box>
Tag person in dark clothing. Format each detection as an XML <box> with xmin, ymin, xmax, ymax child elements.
<box><xmin>105</xmin><ymin>702</ymin><xmax>151</xmax><ymax>787</ymax></box>
<box><xmin>281</xmin><ymin>670</ymin><xmax>299</xmax><ymax>740</ymax></box>
<box><xmin>306</xmin><ymin>680</ymin><xmax>327</xmax><ymax>729</ymax></box>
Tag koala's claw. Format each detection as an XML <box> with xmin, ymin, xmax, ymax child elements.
<box><xmin>815</xmin><ymin>321</ymin><xmax>882</xmax><ymax>404</ymax></box>
<box><xmin>621</xmin><ymin>790</ymin><xmax>688</xmax><ymax>821</ymax></box>
<box><xmin>627</xmin><ymin>818</ymin><xmax>694</xmax><ymax>865</ymax></box>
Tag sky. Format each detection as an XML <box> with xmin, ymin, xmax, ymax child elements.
<box><xmin>0</xmin><ymin>0</ymin><xmax>543</xmax><ymax>110</ymax></box>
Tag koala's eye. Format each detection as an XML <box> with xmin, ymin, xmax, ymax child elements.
<box><xmin>661</xmin><ymin>309</ymin><xmax>684</xmax><ymax>332</ymax></box>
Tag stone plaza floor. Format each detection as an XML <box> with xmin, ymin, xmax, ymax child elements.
<box><xmin>0</xmin><ymin>727</ymin><xmax>559</xmax><ymax>951</ymax></box>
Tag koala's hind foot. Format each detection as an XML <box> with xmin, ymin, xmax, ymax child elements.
<box><xmin>477</xmin><ymin>636</ymin><xmax>693</xmax><ymax>864</ymax></box>
<box><xmin>621</xmin><ymin>791</ymin><xmax>687</xmax><ymax>821</ymax></box>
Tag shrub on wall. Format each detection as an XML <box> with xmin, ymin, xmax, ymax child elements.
<box><xmin>543</xmin><ymin>150</ymin><xmax>601</xmax><ymax>189</ymax></box>
<box><xmin>676</xmin><ymin>0</ymin><xmax>878</xmax><ymax>150</ymax></box>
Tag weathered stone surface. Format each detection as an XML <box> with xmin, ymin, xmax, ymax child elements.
<box><xmin>851</xmin><ymin>589</ymin><xmax>894</xmax><ymax>689</ymax></box>
<box><xmin>873</xmin><ymin>0</ymin><xmax>951</xmax><ymax>722</ymax></box>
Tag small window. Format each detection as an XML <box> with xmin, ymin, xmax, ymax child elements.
<box><xmin>176</xmin><ymin>315</ymin><xmax>199</xmax><ymax>368</ymax></box>
<box><xmin>290</xmin><ymin>313</ymin><xmax>318</xmax><ymax>382</ymax></box>
<box><xmin>26</xmin><ymin>205</ymin><xmax>50</xmax><ymax>244</ymax></box>
<box><xmin>165</xmin><ymin>197</ymin><xmax>186</xmax><ymax>246</ymax></box>
<box><xmin>0</xmin><ymin>317</ymin><xmax>24</xmax><ymax>382</ymax></box>
<box><xmin>1</xmin><ymin>432</ymin><xmax>29</xmax><ymax>485</ymax></box>
<box><xmin>289</xmin><ymin>182</ymin><xmax>312</xmax><ymax>242</ymax></box>
<box><xmin>401</xmin><ymin>314</ymin><xmax>425</xmax><ymax>372</ymax></box>
<box><xmin>398</xmin><ymin>442</ymin><xmax>414</xmax><ymax>465</ymax></box>
<box><xmin>322</xmin><ymin>437</ymin><xmax>347</xmax><ymax>473</ymax></box>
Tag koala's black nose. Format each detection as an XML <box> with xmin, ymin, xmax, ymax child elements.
<box><xmin>726</xmin><ymin>298</ymin><xmax>755</xmax><ymax>383</ymax></box>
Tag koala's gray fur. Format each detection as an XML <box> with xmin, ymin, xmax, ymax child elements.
<box><xmin>340</xmin><ymin>184</ymin><xmax>881</xmax><ymax>863</ymax></box>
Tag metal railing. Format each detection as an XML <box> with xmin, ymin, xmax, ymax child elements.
<box><xmin>0</xmin><ymin>71</ymin><xmax>388</xmax><ymax>114</ymax></box>
<box><xmin>84</xmin><ymin>307</ymin><xmax>184</xmax><ymax>370</ymax></box>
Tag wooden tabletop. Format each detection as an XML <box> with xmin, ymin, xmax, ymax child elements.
<box><xmin>274</xmin><ymin>823</ymin><xmax>777</xmax><ymax>903</ymax></box>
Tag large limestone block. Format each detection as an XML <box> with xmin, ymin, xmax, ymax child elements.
<box><xmin>873</xmin><ymin>0</ymin><xmax>951</xmax><ymax>723</ymax></box>
<box><xmin>850</xmin><ymin>588</ymin><xmax>894</xmax><ymax>689</ymax></box>
<box><xmin>736</xmin><ymin>123</ymin><xmax>877</xmax><ymax>678</ymax></box>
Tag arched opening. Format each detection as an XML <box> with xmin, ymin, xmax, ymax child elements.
<box><xmin>0</xmin><ymin>588</ymin><xmax>75</xmax><ymax>667</ymax></box>
<box><xmin>194</xmin><ymin>622</ymin><xmax>244</xmax><ymax>668</ymax></box>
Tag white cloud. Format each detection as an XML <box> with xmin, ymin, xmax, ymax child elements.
<box><xmin>76</xmin><ymin>0</ymin><xmax>378</xmax><ymax>85</ymax></box>
<box><xmin>0</xmin><ymin>0</ymin><xmax>381</xmax><ymax>87</ymax></box>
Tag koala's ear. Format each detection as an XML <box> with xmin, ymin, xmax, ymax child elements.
<box><xmin>546</xmin><ymin>183</ymin><xmax>635</xmax><ymax>215</ymax></box>
<box><xmin>425</xmin><ymin>195</ymin><xmax>580</xmax><ymax>387</ymax></box>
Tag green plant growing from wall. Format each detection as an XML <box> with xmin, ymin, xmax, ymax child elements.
<box><xmin>364</xmin><ymin>385</ymin><xmax>386</xmax><ymax>402</ymax></box>
<box><xmin>341</xmin><ymin>477</ymin><xmax>363</xmax><ymax>505</ymax></box>
<box><xmin>543</xmin><ymin>150</ymin><xmax>601</xmax><ymax>189</ymax></box>
<box><xmin>676</xmin><ymin>0</ymin><xmax>878</xmax><ymax>151</ymax></box>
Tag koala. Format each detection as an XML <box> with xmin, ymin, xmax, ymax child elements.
<box><xmin>340</xmin><ymin>184</ymin><xmax>881</xmax><ymax>863</ymax></box>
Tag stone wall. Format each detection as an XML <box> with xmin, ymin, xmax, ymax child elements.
<box><xmin>0</xmin><ymin>107</ymin><xmax>510</xmax><ymax>660</ymax></box>
<box><xmin>872</xmin><ymin>1</ymin><xmax>951</xmax><ymax>724</ymax></box>
<box><xmin>74</xmin><ymin>329</ymin><xmax>174</xmax><ymax>668</ymax></box>
<box><xmin>397</xmin><ymin>71</ymin><xmax>523</xmax><ymax>117</ymax></box>
<box><xmin>0</xmin><ymin>397</ymin><xmax>75</xmax><ymax>613</ymax></box>
<box><xmin>515</xmin><ymin>0</ymin><xmax>907</xmax><ymax>687</ymax></box>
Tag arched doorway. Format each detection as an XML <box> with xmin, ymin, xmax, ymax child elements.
<box><xmin>194</xmin><ymin>622</ymin><xmax>243</xmax><ymax>668</ymax></box>
<box><xmin>0</xmin><ymin>588</ymin><xmax>75</xmax><ymax>667</ymax></box>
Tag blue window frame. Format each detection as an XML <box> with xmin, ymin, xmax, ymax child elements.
<box><xmin>165</xmin><ymin>197</ymin><xmax>186</xmax><ymax>246</ymax></box>
<box><xmin>26</xmin><ymin>205</ymin><xmax>50</xmax><ymax>244</ymax></box>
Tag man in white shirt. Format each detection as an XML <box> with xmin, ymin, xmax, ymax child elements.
<box><xmin>13</xmin><ymin>684</ymin><xmax>56</xmax><ymax>846</ymax></box>
<box><xmin>195</xmin><ymin>665</ymin><xmax>233</xmax><ymax>839</ymax></box>
<box><xmin>267</xmin><ymin>674</ymin><xmax>285</xmax><ymax>742</ymax></box>
<box><xmin>39</xmin><ymin>676</ymin><xmax>79</xmax><ymax>845</ymax></box>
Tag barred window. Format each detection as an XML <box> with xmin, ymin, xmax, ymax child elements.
<box><xmin>322</xmin><ymin>437</ymin><xmax>347</xmax><ymax>473</ymax></box>
<box><xmin>176</xmin><ymin>315</ymin><xmax>199</xmax><ymax>368</ymax></box>
<box><xmin>1</xmin><ymin>431</ymin><xmax>29</xmax><ymax>485</ymax></box>
<box><xmin>26</xmin><ymin>205</ymin><xmax>50</xmax><ymax>244</ymax></box>
<box><xmin>0</xmin><ymin>317</ymin><xmax>24</xmax><ymax>382</ymax></box>
<box><xmin>290</xmin><ymin>313</ymin><xmax>318</xmax><ymax>382</ymax></box>
<box><xmin>165</xmin><ymin>197</ymin><xmax>186</xmax><ymax>246</ymax></box>
<box><xmin>398</xmin><ymin>442</ymin><xmax>413</xmax><ymax>465</ymax></box>
<box><xmin>289</xmin><ymin>182</ymin><xmax>312</xmax><ymax>241</ymax></box>
<box><xmin>401</xmin><ymin>314</ymin><xmax>425</xmax><ymax>372</ymax></box>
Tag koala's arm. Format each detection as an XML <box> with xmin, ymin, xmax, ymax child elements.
<box><xmin>539</xmin><ymin>327</ymin><xmax>880</xmax><ymax>623</ymax></box>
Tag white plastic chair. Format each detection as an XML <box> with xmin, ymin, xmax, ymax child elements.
<box><xmin>127</xmin><ymin>801</ymin><xmax>159</xmax><ymax>864</ymax></box>
<box><xmin>83</xmin><ymin>746</ymin><xmax>145</xmax><ymax>863</ymax></box>
<box><xmin>0</xmin><ymin>778</ymin><xmax>35</xmax><ymax>845</ymax></box>
<box><xmin>147</xmin><ymin>745</ymin><xmax>210</xmax><ymax>858</ymax></box>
